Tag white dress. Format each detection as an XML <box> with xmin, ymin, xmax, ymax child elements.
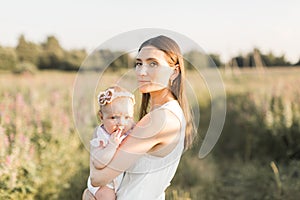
<box><xmin>116</xmin><ymin>100</ymin><xmax>186</xmax><ymax>200</ymax></box>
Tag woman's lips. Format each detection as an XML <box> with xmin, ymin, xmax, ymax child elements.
<box><xmin>138</xmin><ymin>80</ymin><xmax>150</xmax><ymax>84</ymax></box>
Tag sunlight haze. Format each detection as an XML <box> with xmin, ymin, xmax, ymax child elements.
<box><xmin>1</xmin><ymin>0</ymin><xmax>299</xmax><ymax>63</ymax></box>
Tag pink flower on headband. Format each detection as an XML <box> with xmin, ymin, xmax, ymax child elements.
<box><xmin>98</xmin><ymin>89</ymin><xmax>113</xmax><ymax>106</ymax></box>
<box><xmin>97</xmin><ymin>88</ymin><xmax>135</xmax><ymax>106</ymax></box>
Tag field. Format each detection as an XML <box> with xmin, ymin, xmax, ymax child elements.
<box><xmin>1</xmin><ymin>67</ymin><xmax>300</xmax><ymax>199</ymax></box>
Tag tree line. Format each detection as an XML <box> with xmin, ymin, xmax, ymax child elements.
<box><xmin>0</xmin><ymin>35</ymin><xmax>299</xmax><ymax>73</ymax></box>
<box><xmin>0</xmin><ymin>35</ymin><xmax>87</xmax><ymax>73</ymax></box>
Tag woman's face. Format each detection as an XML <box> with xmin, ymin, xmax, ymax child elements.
<box><xmin>135</xmin><ymin>46</ymin><xmax>174</xmax><ymax>93</ymax></box>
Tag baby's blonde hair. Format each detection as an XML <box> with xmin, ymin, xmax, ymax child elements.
<box><xmin>97</xmin><ymin>85</ymin><xmax>135</xmax><ymax>116</ymax></box>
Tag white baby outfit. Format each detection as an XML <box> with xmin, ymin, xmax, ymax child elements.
<box><xmin>87</xmin><ymin>125</ymin><xmax>124</xmax><ymax>195</ymax></box>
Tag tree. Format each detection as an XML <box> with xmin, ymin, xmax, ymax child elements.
<box><xmin>261</xmin><ymin>52</ymin><xmax>291</xmax><ymax>67</ymax></box>
<box><xmin>294</xmin><ymin>58</ymin><xmax>300</xmax><ymax>66</ymax></box>
<box><xmin>208</xmin><ymin>53</ymin><xmax>223</xmax><ymax>67</ymax></box>
<box><xmin>16</xmin><ymin>34</ymin><xmax>40</xmax><ymax>66</ymax></box>
<box><xmin>39</xmin><ymin>36</ymin><xmax>65</xmax><ymax>69</ymax></box>
<box><xmin>0</xmin><ymin>47</ymin><xmax>17</xmax><ymax>70</ymax></box>
<box><xmin>82</xmin><ymin>49</ymin><xmax>133</xmax><ymax>71</ymax></box>
<box><xmin>184</xmin><ymin>50</ymin><xmax>209</xmax><ymax>70</ymax></box>
<box><xmin>63</xmin><ymin>49</ymin><xmax>87</xmax><ymax>70</ymax></box>
<box><xmin>110</xmin><ymin>51</ymin><xmax>134</xmax><ymax>71</ymax></box>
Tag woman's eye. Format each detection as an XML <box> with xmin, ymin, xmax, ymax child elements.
<box><xmin>149</xmin><ymin>61</ymin><xmax>158</xmax><ymax>67</ymax></box>
<box><xmin>110</xmin><ymin>116</ymin><xmax>116</xmax><ymax>119</ymax></box>
<box><xmin>135</xmin><ymin>62</ymin><xmax>142</xmax><ymax>67</ymax></box>
<box><xmin>135</xmin><ymin>61</ymin><xmax>158</xmax><ymax>68</ymax></box>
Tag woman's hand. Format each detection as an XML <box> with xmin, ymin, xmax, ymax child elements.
<box><xmin>82</xmin><ymin>188</ymin><xmax>96</xmax><ymax>200</ymax></box>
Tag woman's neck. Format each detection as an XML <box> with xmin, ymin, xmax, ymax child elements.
<box><xmin>150</xmin><ymin>88</ymin><xmax>175</xmax><ymax>110</ymax></box>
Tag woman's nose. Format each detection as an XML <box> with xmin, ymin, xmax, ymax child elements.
<box><xmin>136</xmin><ymin>65</ymin><xmax>147</xmax><ymax>76</ymax></box>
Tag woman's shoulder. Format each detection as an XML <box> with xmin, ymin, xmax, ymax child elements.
<box><xmin>157</xmin><ymin>100</ymin><xmax>184</xmax><ymax>123</ymax></box>
<box><xmin>150</xmin><ymin>100</ymin><xmax>183</xmax><ymax>125</ymax></box>
<box><xmin>132</xmin><ymin>103</ymin><xmax>181</xmax><ymax>139</ymax></box>
<box><xmin>147</xmin><ymin>102</ymin><xmax>181</xmax><ymax>125</ymax></box>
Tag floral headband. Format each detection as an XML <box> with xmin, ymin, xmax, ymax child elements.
<box><xmin>97</xmin><ymin>88</ymin><xmax>135</xmax><ymax>106</ymax></box>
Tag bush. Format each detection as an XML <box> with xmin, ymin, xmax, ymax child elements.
<box><xmin>214</xmin><ymin>92</ymin><xmax>300</xmax><ymax>162</ymax></box>
<box><xmin>0</xmin><ymin>73</ymin><xmax>89</xmax><ymax>199</ymax></box>
<box><xmin>12</xmin><ymin>62</ymin><xmax>38</xmax><ymax>74</ymax></box>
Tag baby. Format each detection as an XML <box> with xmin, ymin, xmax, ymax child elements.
<box><xmin>87</xmin><ymin>85</ymin><xmax>135</xmax><ymax>199</ymax></box>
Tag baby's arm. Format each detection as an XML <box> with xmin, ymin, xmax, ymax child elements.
<box><xmin>91</xmin><ymin>129</ymin><xmax>124</xmax><ymax>169</ymax></box>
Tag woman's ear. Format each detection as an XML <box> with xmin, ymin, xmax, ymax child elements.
<box><xmin>170</xmin><ymin>64</ymin><xmax>180</xmax><ymax>81</ymax></box>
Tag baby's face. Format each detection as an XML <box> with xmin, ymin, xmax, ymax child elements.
<box><xmin>101</xmin><ymin>97</ymin><xmax>134</xmax><ymax>135</ymax></box>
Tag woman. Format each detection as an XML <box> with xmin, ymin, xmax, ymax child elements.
<box><xmin>83</xmin><ymin>35</ymin><xmax>195</xmax><ymax>200</ymax></box>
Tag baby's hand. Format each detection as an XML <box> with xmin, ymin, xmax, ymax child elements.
<box><xmin>108</xmin><ymin>128</ymin><xmax>124</xmax><ymax>147</ymax></box>
<box><xmin>98</xmin><ymin>140</ymin><xmax>105</xmax><ymax>148</ymax></box>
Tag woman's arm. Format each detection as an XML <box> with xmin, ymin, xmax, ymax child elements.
<box><xmin>91</xmin><ymin>143</ymin><xmax>118</xmax><ymax>169</ymax></box>
<box><xmin>91</xmin><ymin>130</ymin><xmax>123</xmax><ymax>169</ymax></box>
<box><xmin>90</xmin><ymin>108</ymin><xmax>181</xmax><ymax>186</ymax></box>
<box><xmin>82</xmin><ymin>188</ymin><xmax>96</xmax><ymax>200</ymax></box>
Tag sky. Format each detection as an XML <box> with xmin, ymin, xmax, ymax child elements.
<box><xmin>1</xmin><ymin>0</ymin><xmax>299</xmax><ymax>63</ymax></box>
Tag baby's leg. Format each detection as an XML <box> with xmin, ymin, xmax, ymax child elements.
<box><xmin>94</xmin><ymin>186</ymin><xmax>116</xmax><ymax>200</ymax></box>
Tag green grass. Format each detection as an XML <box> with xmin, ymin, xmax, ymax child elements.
<box><xmin>1</xmin><ymin>67</ymin><xmax>300</xmax><ymax>199</ymax></box>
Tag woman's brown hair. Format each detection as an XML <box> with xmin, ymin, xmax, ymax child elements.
<box><xmin>137</xmin><ymin>35</ymin><xmax>195</xmax><ymax>150</ymax></box>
